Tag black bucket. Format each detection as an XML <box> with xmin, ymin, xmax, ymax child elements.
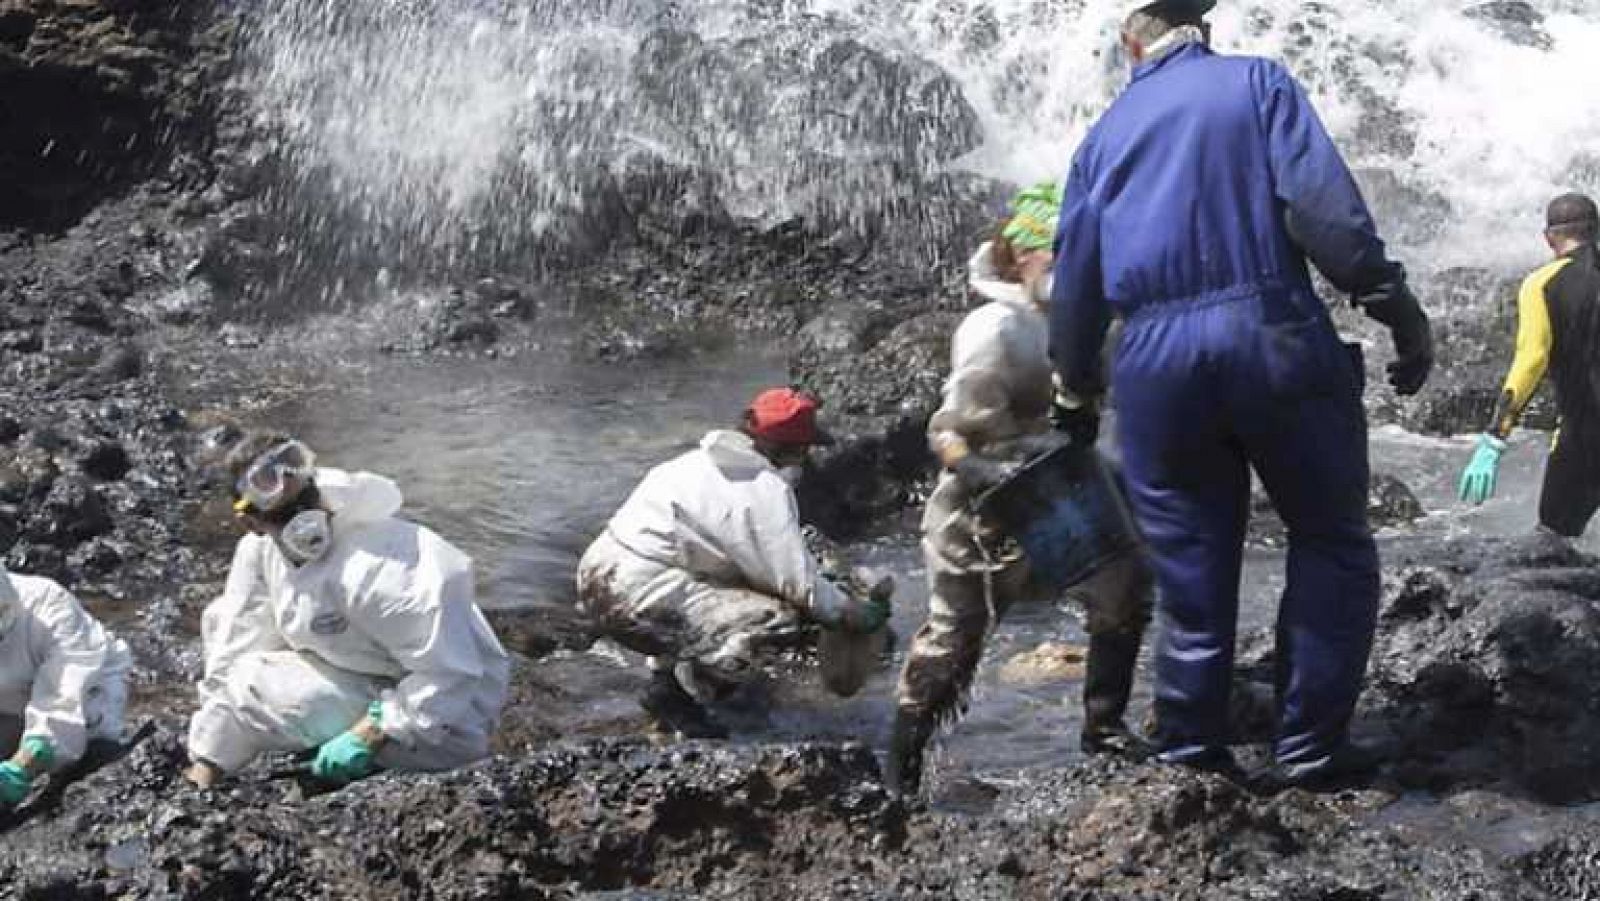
<box><xmin>972</xmin><ymin>444</ymin><xmax>1141</xmax><ymax>591</ymax></box>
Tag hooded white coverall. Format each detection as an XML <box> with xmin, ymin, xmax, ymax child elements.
<box><xmin>0</xmin><ymin>569</ymin><xmax>132</xmax><ymax>768</ymax></box>
<box><xmin>896</xmin><ymin>243</ymin><xmax>1151</xmax><ymax>729</ymax></box>
<box><xmin>186</xmin><ymin>469</ymin><xmax>511</xmax><ymax>774</ymax></box>
<box><xmin>576</xmin><ymin>430</ymin><xmax>848</xmax><ymax>694</ymax></box>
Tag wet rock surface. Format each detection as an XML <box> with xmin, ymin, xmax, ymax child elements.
<box><xmin>0</xmin><ymin>199</ymin><xmax>221</xmax><ymax>605</ymax></box>
<box><xmin>0</xmin><ymin>2</ymin><xmax>246</xmax><ymax>708</ymax></box>
<box><xmin>0</xmin><ymin>199</ymin><xmax>255</xmax><ymax>625</ymax></box>
<box><xmin>0</xmin><ymin>0</ymin><xmax>226</xmax><ymax>231</ymax></box>
<box><xmin>1361</xmin><ymin>532</ymin><xmax>1600</xmax><ymax>803</ymax></box>
<box><xmin>1233</xmin><ymin>530</ymin><xmax>1600</xmax><ymax>804</ymax></box>
<box><xmin>6</xmin><ymin>724</ymin><xmax>1600</xmax><ymax>899</ymax></box>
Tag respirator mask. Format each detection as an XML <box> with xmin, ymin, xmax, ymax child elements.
<box><xmin>277</xmin><ymin>509</ymin><xmax>332</xmax><ymax>566</ymax></box>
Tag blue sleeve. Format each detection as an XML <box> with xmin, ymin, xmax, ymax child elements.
<box><xmin>1049</xmin><ymin>157</ymin><xmax>1112</xmax><ymax>398</ymax></box>
<box><xmin>1260</xmin><ymin>64</ymin><xmax>1401</xmax><ymax>296</ymax></box>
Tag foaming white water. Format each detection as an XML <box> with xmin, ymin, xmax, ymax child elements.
<box><xmin>829</xmin><ymin>0</ymin><xmax>1600</xmax><ymax>270</ymax></box>
<box><xmin>1393</xmin><ymin>9</ymin><xmax>1600</xmax><ymax>267</ymax></box>
<box><xmin>241</xmin><ymin>0</ymin><xmax>1600</xmax><ymax>275</ymax></box>
<box><xmin>242</xmin><ymin>2</ymin><xmax>644</xmax><ymax>260</ymax></box>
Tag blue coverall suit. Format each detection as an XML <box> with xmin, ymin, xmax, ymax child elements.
<box><xmin>1050</xmin><ymin>42</ymin><xmax>1403</xmax><ymax>767</ymax></box>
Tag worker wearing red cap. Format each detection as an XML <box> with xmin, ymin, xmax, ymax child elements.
<box><xmin>576</xmin><ymin>388</ymin><xmax>890</xmax><ymax>738</ymax></box>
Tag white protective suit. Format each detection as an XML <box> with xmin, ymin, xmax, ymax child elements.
<box><xmin>928</xmin><ymin>243</ymin><xmax>1058</xmax><ymax>449</ymax></box>
<box><xmin>187</xmin><ymin>468</ymin><xmax>511</xmax><ymax>774</ymax></box>
<box><xmin>576</xmin><ymin>430</ymin><xmax>847</xmax><ymax>689</ymax></box>
<box><xmin>0</xmin><ymin>569</ymin><xmax>132</xmax><ymax>768</ymax></box>
<box><xmin>896</xmin><ymin>242</ymin><xmax>1150</xmax><ymax>728</ymax></box>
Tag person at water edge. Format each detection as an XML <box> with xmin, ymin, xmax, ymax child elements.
<box><xmin>0</xmin><ymin>566</ymin><xmax>132</xmax><ymax>809</ymax></box>
<box><xmin>576</xmin><ymin>388</ymin><xmax>890</xmax><ymax>739</ymax></box>
<box><xmin>885</xmin><ymin>183</ymin><xmax>1154</xmax><ymax>797</ymax></box>
<box><xmin>1049</xmin><ymin>0</ymin><xmax>1434</xmax><ymax>788</ymax></box>
<box><xmin>1458</xmin><ymin>193</ymin><xmax>1600</xmax><ymax>540</ymax></box>
<box><xmin>184</xmin><ymin>432</ymin><xmax>510</xmax><ymax>788</ymax></box>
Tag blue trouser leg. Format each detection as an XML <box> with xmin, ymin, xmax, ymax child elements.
<box><xmin>1113</xmin><ymin>295</ymin><xmax>1378</xmax><ymax>766</ymax></box>
<box><xmin>1236</xmin><ymin>382</ymin><xmax>1379</xmax><ymax>765</ymax></box>
<box><xmin>1114</xmin><ymin>313</ymin><xmax>1251</xmax><ymax>763</ymax></box>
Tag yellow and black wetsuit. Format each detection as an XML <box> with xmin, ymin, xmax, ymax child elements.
<box><xmin>1490</xmin><ymin>242</ymin><xmax>1600</xmax><ymax>537</ymax></box>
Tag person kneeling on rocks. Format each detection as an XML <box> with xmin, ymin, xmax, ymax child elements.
<box><xmin>0</xmin><ymin>564</ymin><xmax>132</xmax><ymax>811</ymax></box>
<box><xmin>886</xmin><ymin>183</ymin><xmax>1154</xmax><ymax>797</ymax></box>
<box><xmin>184</xmin><ymin>433</ymin><xmax>510</xmax><ymax>789</ymax></box>
<box><xmin>576</xmin><ymin>388</ymin><xmax>890</xmax><ymax>739</ymax></box>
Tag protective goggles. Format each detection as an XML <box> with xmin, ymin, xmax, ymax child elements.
<box><xmin>233</xmin><ymin>440</ymin><xmax>317</xmax><ymax>515</ymax></box>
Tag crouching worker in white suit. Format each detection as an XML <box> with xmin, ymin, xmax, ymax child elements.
<box><xmin>577</xmin><ymin>388</ymin><xmax>890</xmax><ymax>739</ymax></box>
<box><xmin>184</xmin><ymin>432</ymin><xmax>511</xmax><ymax>789</ymax></box>
<box><xmin>0</xmin><ymin>567</ymin><xmax>132</xmax><ymax>809</ymax></box>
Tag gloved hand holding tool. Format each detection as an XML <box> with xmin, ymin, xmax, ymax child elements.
<box><xmin>816</xmin><ymin>574</ymin><xmax>893</xmax><ymax>635</ymax></box>
<box><xmin>847</xmin><ymin>576</ymin><xmax>895</xmax><ymax>634</ymax></box>
<box><xmin>817</xmin><ymin>574</ymin><xmax>895</xmax><ymax>698</ymax></box>
<box><xmin>934</xmin><ymin>433</ymin><xmax>1012</xmax><ymax>494</ymax></box>
<box><xmin>0</xmin><ymin>736</ymin><xmax>53</xmax><ymax>809</ymax></box>
<box><xmin>312</xmin><ymin>701</ymin><xmax>384</xmax><ymax>785</ymax></box>
<box><xmin>1458</xmin><ymin>433</ymin><xmax>1507</xmax><ymax>504</ymax></box>
<box><xmin>1051</xmin><ymin>380</ymin><xmax>1101</xmax><ymax>448</ymax></box>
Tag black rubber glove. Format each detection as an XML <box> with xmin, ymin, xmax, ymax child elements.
<box><xmin>950</xmin><ymin>455</ymin><xmax>1011</xmax><ymax>494</ymax></box>
<box><xmin>1358</xmin><ymin>278</ymin><xmax>1433</xmax><ymax>396</ymax></box>
<box><xmin>1051</xmin><ymin>402</ymin><xmax>1101</xmax><ymax>447</ymax></box>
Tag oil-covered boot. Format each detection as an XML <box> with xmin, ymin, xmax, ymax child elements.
<box><xmin>1080</xmin><ymin>629</ymin><xmax>1149</xmax><ymax>759</ymax></box>
<box><xmin>1254</xmin><ymin>740</ymin><xmax>1385</xmax><ymax>794</ymax></box>
<box><xmin>885</xmin><ymin>707</ymin><xmax>936</xmax><ymax>798</ymax></box>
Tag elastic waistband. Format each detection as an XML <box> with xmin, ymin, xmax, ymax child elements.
<box><xmin>1122</xmin><ymin>278</ymin><xmax>1306</xmax><ymax>323</ymax></box>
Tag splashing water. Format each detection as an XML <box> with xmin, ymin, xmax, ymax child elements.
<box><xmin>239</xmin><ymin>0</ymin><xmax>1600</xmax><ymax>287</ymax></box>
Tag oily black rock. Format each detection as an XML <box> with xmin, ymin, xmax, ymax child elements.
<box><xmin>4</xmin><ymin>726</ymin><xmax>1593</xmax><ymax>900</ymax></box>
<box><xmin>1361</xmin><ymin>532</ymin><xmax>1600</xmax><ymax>803</ymax></box>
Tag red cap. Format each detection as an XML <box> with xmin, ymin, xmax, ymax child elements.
<box><xmin>746</xmin><ymin>388</ymin><xmax>833</xmax><ymax>447</ymax></box>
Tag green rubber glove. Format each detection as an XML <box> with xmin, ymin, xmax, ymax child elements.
<box><xmin>312</xmin><ymin>703</ymin><xmax>382</xmax><ymax>785</ymax></box>
<box><xmin>853</xmin><ymin>593</ymin><xmax>892</xmax><ymax>634</ymax></box>
<box><xmin>829</xmin><ymin>576</ymin><xmax>894</xmax><ymax>634</ymax></box>
<box><xmin>857</xmin><ymin>576</ymin><xmax>895</xmax><ymax>632</ymax></box>
<box><xmin>0</xmin><ymin>761</ymin><xmax>31</xmax><ymax>807</ymax></box>
<box><xmin>1</xmin><ymin>735</ymin><xmax>54</xmax><ymax>806</ymax></box>
<box><xmin>1458</xmin><ymin>434</ymin><xmax>1507</xmax><ymax>505</ymax></box>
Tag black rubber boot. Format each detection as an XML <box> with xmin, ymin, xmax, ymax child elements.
<box><xmin>885</xmin><ymin>708</ymin><xmax>935</xmax><ymax>799</ymax></box>
<box><xmin>640</xmin><ymin>669</ymin><xmax>729</xmax><ymax>740</ymax></box>
<box><xmin>1080</xmin><ymin>629</ymin><xmax>1148</xmax><ymax>759</ymax></box>
<box><xmin>1255</xmin><ymin>741</ymin><xmax>1385</xmax><ymax>794</ymax></box>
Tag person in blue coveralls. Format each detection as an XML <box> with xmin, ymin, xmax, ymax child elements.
<box><xmin>1048</xmin><ymin>0</ymin><xmax>1434</xmax><ymax>789</ymax></box>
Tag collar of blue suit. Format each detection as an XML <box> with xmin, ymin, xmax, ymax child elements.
<box><xmin>1131</xmin><ymin>33</ymin><xmax>1210</xmax><ymax>82</ymax></box>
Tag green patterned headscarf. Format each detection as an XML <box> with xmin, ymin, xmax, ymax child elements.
<box><xmin>1001</xmin><ymin>181</ymin><xmax>1063</xmax><ymax>252</ymax></box>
